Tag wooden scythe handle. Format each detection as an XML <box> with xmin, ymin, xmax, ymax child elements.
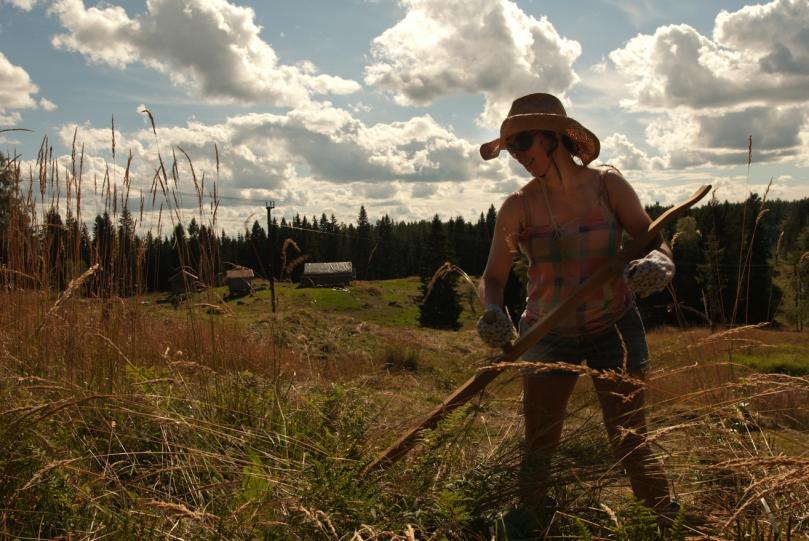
<box><xmin>363</xmin><ymin>185</ymin><xmax>712</xmax><ymax>474</ymax></box>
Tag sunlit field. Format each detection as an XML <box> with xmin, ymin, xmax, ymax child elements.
<box><xmin>1</xmin><ymin>143</ymin><xmax>807</xmax><ymax>540</ymax></box>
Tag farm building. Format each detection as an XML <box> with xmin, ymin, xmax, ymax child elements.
<box><xmin>225</xmin><ymin>267</ymin><xmax>255</xmax><ymax>296</ymax></box>
<box><xmin>169</xmin><ymin>268</ymin><xmax>201</xmax><ymax>296</ymax></box>
<box><xmin>300</xmin><ymin>262</ymin><xmax>355</xmax><ymax>287</ymax></box>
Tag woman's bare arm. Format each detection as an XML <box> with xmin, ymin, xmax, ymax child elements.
<box><xmin>604</xmin><ymin>170</ymin><xmax>673</xmax><ymax>258</ymax></box>
<box><xmin>479</xmin><ymin>194</ymin><xmax>522</xmax><ymax>308</ymax></box>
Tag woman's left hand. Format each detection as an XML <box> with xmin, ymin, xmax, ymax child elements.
<box><xmin>624</xmin><ymin>250</ymin><xmax>675</xmax><ymax>297</ymax></box>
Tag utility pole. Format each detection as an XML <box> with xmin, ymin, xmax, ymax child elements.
<box><xmin>266</xmin><ymin>201</ymin><xmax>277</xmax><ymax>313</ymax></box>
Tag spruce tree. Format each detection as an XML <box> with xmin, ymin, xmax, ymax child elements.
<box><xmin>418</xmin><ymin>215</ymin><xmax>462</xmax><ymax>330</ymax></box>
<box><xmin>670</xmin><ymin>215</ymin><xmax>704</xmax><ymax>325</ymax></box>
<box><xmin>355</xmin><ymin>205</ymin><xmax>372</xmax><ymax>279</ymax></box>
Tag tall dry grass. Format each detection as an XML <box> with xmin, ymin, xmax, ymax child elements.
<box><xmin>0</xmin><ymin>129</ymin><xmax>807</xmax><ymax>540</ymax></box>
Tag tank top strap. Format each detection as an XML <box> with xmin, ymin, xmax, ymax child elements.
<box><xmin>519</xmin><ymin>188</ymin><xmax>533</xmax><ymax>230</ymax></box>
<box><xmin>597</xmin><ymin>167</ymin><xmax>614</xmax><ymax>216</ymax></box>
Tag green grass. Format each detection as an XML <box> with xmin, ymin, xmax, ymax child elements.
<box><xmin>732</xmin><ymin>344</ymin><xmax>809</xmax><ymax>375</ymax></box>
<box><xmin>145</xmin><ymin>276</ymin><xmax>481</xmax><ymax>329</ymax></box>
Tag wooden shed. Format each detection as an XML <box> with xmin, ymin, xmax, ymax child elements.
<box><xmin>300</xmin><ymin>262</ymin><xmax>355</xmax><ymax>287</ymax></box>
<box><xmin>225</xmin><ymin>267</ymin><xmax>255</xmax><ymax>296</ymax></box>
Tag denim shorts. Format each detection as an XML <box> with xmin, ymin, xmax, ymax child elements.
<box><xmin>518</xmin><ymin>304</ymin><xmax>649</xmax><ymax>376</ymax></box>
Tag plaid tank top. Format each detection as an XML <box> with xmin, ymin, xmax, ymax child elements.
<box><xmin>516</xmin><ymin>170</ymin><xmax>632</xmax><ymax>336</ymax></box>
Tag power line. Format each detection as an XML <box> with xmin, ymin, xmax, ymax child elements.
<box><xmin>168</xmin><ymin>191</ymin><xmax>283</xmax><ymax>204</ymax></box>
<box><xmin>277</xmin><ymin>223</ymin><xmax>365</xmax><ymax>240</ymax></box>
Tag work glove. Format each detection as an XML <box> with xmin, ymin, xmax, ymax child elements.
<box><xmin>476</xmin><ymin>305</ymin><xmax>517</xmax><ymax>348</ymax></box>
<box><xmin>624</xmin><ymin>249</ymin><xmax>675</xmax><ymax>298</ymax></box>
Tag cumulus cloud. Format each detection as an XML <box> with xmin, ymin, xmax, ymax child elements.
<box><xmin>600</xmin><ymin>133</ymin><xmax>665</xmax><ymax>171</ymax></box>
<box><xmin>608</xmin><ymin>1</ymin><xmax>809</xmax><ymax>111</ymax></box>
<box><xmin>698</xmin><ymin>106</ymin><xmax>805</xmax><ymax>151</ymax></box>
<box><xmin>640</xmin><ymin>105</ymin><xmax>806</xmax><ymax>168</ymax></box>
<box><xmin>0</xmin><ymin>53</ymin><xmax>38</xmax><ymax>111</ymax></box>
<box><xmin>56</xmin><ymin>101</ymin><xmax>513</xmax><ymax>204</ymax></box>
<box><xmin>364</xmin><ymin>0</ymin><xmax>581</xmax><ymax>127</ymax></box>
<box><xmin>48</xmin><ymin>0</ymin><xmax>360</xmax><ymax>106</ymax></box>
<box><xmin>601</xmin><ymin>0</ymin><xmax>809</xmax><ymax>168</ymax></box>
<box><xmin>411</xmin><ymin>183</ymin><xmax>438</xmax><ymax>198</ymax></box>
<box><xmin>39</xmin><ymin>98</ymin><xmax>58</xmax><ymax>111</ymax></box>
<box><xmin>609</xmin><ymin>0</ymin><xmax>809</xmax><ymax>111</ymax></box>
<box><xmin>2</xmin><ymin>0</ymin><xmax>41</xmax><ymax>10</ymax></box>
<box><xmin>797</xmin><ymin>116</ymin><xmax>809</xmax><ymax>167</ymax></box>
<box><xmin>714</xmin><ymin>0</ymin><xmax>809</xmax><ymax>76</ymax></box>
<box><xmin>0</xmin><ymin>52</ymin><xmax>55</xmax><ymax>125</ymax></box>
<box><xmin>45</xmin><ymin>101</ymin><xmax>522</xmax><ymax>230</ymax></box>
<box><xmin>0</xmin><ymin>112</ymin><xmax>22</xmax><ymax>126</ymax></box>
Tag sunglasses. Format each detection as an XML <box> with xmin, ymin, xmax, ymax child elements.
<box><xmin>505</xmin><ymin>131</ymin><xmax>537</xmax><ymax>154</ymax></box>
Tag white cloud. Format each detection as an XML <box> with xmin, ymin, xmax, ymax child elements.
<box><xmin>641</xmin><ymin>106</ymin><xmax>806</xmax><ymax>168</ymax></box>
<box><xmin>55</xmin><ymin>102</ymin><xmax>512</xmax><ymax>194</ymax></box>
<box><xmin>601</xmin><ymin>0</ymin><xmax>809</xmax><ymax>169</ymax></box>
<box><xmin>0</xmin><ymin>52</ymin><xmax>38</xmax><ymax>111</ymax></box>
<box><xmin>606</xmin><ymin>2</ymin><xmax>809</xmax><ymax>110</ymax></box>
<box><xmin>411</xmin><ymin>183</ymin><xmax>438</xmax><ymax>198</ymax></box>
<box><xmin>600</xmin><ymin>133</ymin><xmax>665</xmax><ymax>171</ymax></box>
<box><xmin>47</xmin><ymin>102</ymin><xmax>522</xmax><ymax>231</ymax></box>
<box><xmin>364</xmin><ymin>0</ymin><xmax>581</xmax><ymax>127</ymax></box>
<box><xmin>714</xmin><ymin>0</ymin><xmax>809</xmax><ymax>76</ymax></box>
<box><xmin>2</xmin><ymin>0</ymin><xmax>41</xmax><ymax>10</ymax></box>
<box><xmin>48</xmin><ymin>0</ymin><xmax>361</xmax><ymax>106</ymax></box>
<box><xmin>0</xmin><ymin>112</ymin><xmax>22</xmax><ymax>126</ymax></box>
<box><xmin>608</xmin><ymin>25</ymin><xmax>751</xmax><ymax>111</ymax></box>
<box><xmin>39</xmin><ymin>97</ymin><xmax>58</xmax><ymax>111</ymax></box>
<box><xmin>0</xmin><ymin>51</ymin><xmax>54</xmax><ymax>125</ymax></box>
<box><xmin>361</xmin><ymin>181</ymin><xmax>400</xmax><ymax>200</ymax></box>
<box><xmin>798</xmin><ymin>115</ymin><xmax>809</xmax><ymax>167</ymax></box>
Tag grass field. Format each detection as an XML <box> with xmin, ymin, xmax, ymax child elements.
<box><xmin>1</xmin><ymin>276</ymin><xmax>807</xmax><ymax>540</ymax></box>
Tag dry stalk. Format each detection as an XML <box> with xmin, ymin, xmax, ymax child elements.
<box><xmin>284</xmin><ymin>254</ymin><xmax>310</xmax><ymax>281</ymax></box>
<box><xmin>690</xmin><ymin>322</ymin><xmax>770</xmax><ymax>348</ymax></box>
<box><xmin>18</xmin><ymin>458</ymin><xmax>84</xmax><ymax>492</ymax></box>
<box><xmin>141</xmin><ymin>499</ymin><xmax>215</xmax><ymax>521</ymax></box>
<box><xmin>38</xmin><ymin>263</ymin><xmax>99</xmax><ymax>330</ymax></box>
<box><xmin>290</xmin><ymin>505</ymin><xmax>340</xmax><ymax>540</ymax></box>
<box><xmin>481</xmin><ymin>360</ymin><xmax>645</xmax><ymax>388</ymax></box>
<box><xmin>421</xmin><ymin>261</ymin><xmax>478</xmax><ymax>304</ymax></box>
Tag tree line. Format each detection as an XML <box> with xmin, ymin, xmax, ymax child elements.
<box><xmin>2</xmin><ymin>151</ymin><xmax>809</xmax><ymax>329</ymax></box>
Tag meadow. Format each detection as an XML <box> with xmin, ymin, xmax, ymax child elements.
<box><xmin>1</xmin><ymin>276</ymin><xmax>807</xmax><ymax>540</ymax></box>
<box><xmin>1</xmin><ymin>140</ymin><xmax>808</xmax><ymax>540</ymax></box>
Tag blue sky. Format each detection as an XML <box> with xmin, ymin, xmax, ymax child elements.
<box><xmin>1</xmin><ymin>0</ymin><xmax>807</xmax><ymax>234</ymax></box>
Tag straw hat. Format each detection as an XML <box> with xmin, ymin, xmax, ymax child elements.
<box><xmin>480</xmin><ymin>93</ymin><xmax>600</xmax><ymax>165</ymax></box>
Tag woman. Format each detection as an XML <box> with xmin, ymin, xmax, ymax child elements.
<box><xmin>476</xmin><ymin>93</ymin><xmax>675</xmax><ymax>515</ymax></box>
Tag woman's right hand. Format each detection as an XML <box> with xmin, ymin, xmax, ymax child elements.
<box><xmin>476</xmin><ymin>305</ymin><xmax>517</xmax><ymax>348</ymax></box>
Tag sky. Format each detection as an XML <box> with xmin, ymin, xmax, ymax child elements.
<box><xmin>0</xmin><ymin>0</ymin><xmax>807</xmax><ymax>235</ymax></box>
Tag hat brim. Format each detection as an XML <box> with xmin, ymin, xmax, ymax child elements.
<box><xmin>479</xmin><ymin>113</ymin><xmax>600</xmax><ymax>165</ymax></box>
<box><xmin>480</xmin><ymin>138</ymin><xmax>503</xmax><ymax>160</ymax></box>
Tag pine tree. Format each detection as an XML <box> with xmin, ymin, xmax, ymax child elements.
<box><xmin>117</xmin><ymin>208</ymin><xmax>136</xmax><ymax>295</ymax></box>
<box><xmin>670</xmin><ymin>215</ymin><xmax>704</xmax><ymax>325</ymax></box>
<box><xmin>92</xmin><ymin>212</ymin><xmax>116</xmax><ymax>296</ymax></box>
<box><xmin>485</xmin><ymin>204</ymin><xmax>497</xmax><ymax>240</ymax></box>
<box><xmin>0</xmin><ymin>151</ymin><xmax>23</xmax><ymax>265</ymax></box>
<box><xmin>355</xmin><ymin>205</ymin><xmax>372</xmax><ymax>279</ymax></box>
<box><xmin>249</xmin><ymin>220</ymin><xmax>267</xmax><ymax>276</ymax></box>
<box><xmin>44</xmin><ymin>208</ymin><xmax>66</xmax><ymax>290</ymax></box>
<box><xmin>418</xmin><ymin>215</ymin><xmax>462</xmax><ymax>330</ymax></box>
<box><xmin>371</xmin><ymin>214</ymin><xmax>395</xmax><ymax>279</ymax></box>
<box><xmin>0</xmin><ymin>152</ymin><xmax>15</xmax><ymax>232</ymax></box>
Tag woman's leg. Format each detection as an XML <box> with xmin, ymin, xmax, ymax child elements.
<box><xmin>592</xmin><ymin>373</ymin><xmax>670</xmax><ymax>510</ymax></box>
<box><xmin>521</xmin><ymin>373</ymin><xmax>578</xmax><ymax>507</ymax></box>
